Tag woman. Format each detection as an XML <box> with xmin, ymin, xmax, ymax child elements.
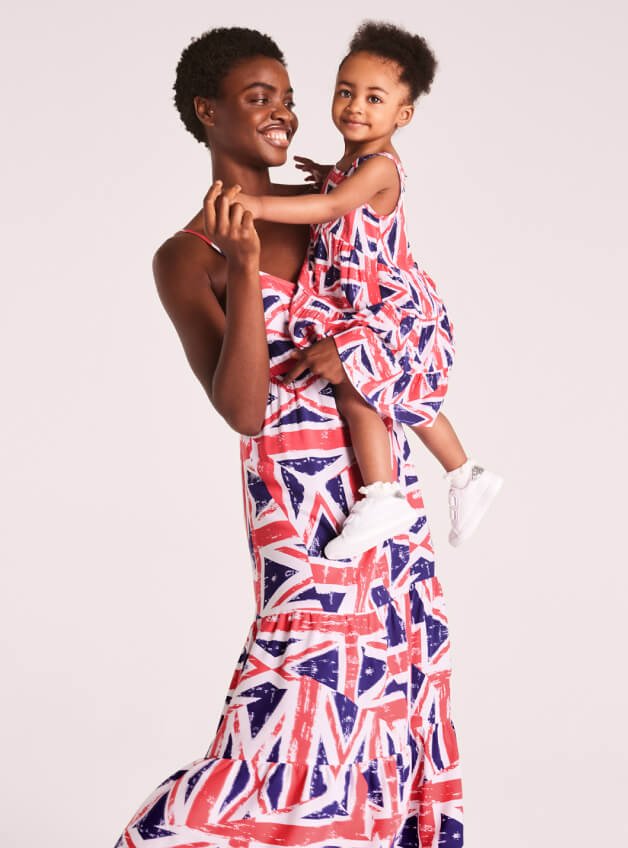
<box><xmin>114</xmin><ymin>26</ymin><xmax>463</xmax><ymax>848</ymax></box>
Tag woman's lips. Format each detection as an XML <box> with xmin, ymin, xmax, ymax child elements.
<box><xmin>261</xmin><ymin>128</ymin><xmax>291</xmax><ymax>148</ymax></box>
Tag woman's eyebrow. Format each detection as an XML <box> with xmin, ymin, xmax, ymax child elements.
<box><xmin>241</xmin><ymin>81</ymin><xmax>294</xmax><ymax>95</ymax></box>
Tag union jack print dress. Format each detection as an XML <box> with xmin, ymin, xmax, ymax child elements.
<box><xmin>114</xmin><ymin>231</ymin><xmax>463</xmax><ymax>847</ymax></box>
<box><xmin>289</xmin><ymin>152</ymin><xmax>455</xmax><ymax>428</ymax></box>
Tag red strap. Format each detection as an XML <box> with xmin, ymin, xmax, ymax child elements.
<box><xmin>179</xmin><ymin>228</ymin><xmax>224</xmax><ymax>254</ymax></box>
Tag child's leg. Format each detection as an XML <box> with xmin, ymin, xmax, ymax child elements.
<box><xmin>412</xmin><ymin>412</ymin><xmax>503</xmax><ymax>547</ymax></box>
<box><xmin>324</xmin><ymin>378</ymin><xmax>416</xmax><ymax>560</ymax></box>
<box><xmin>334</xmin><ymin>379</ymin><xmax>395</xmax><ymax>484</ymax></box>
<box><xmin>412</xmin><ymin>412</ymin><xmax>467</xmax><ymax>472</ymax></box>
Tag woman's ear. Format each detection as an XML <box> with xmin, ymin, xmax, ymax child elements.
<box><xmin>194</xmin><ymin>96</ymin><xmax>216</xmax><ymax>130</ymax></box>
<box><xmin>396</xmin><ymin>103</ymin><xmax>415</xmax><ymax>129</ymax></box>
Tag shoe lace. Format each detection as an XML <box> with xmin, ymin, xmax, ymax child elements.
<box><xmin>448</xmin><ymin>489</ymin><xmax>458</xmax><ymax>522</ymax></box>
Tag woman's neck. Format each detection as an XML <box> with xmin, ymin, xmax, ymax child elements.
<box><xmin>209</xmin><ymin>151</ymin><xmax>275</xmax><ymax>196</ymax></box>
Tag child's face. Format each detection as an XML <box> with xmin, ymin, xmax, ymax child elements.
<box><xmin>332</xmin><ymin>51</ymin><xmax>414</xmax><ymax>145</ymax></box>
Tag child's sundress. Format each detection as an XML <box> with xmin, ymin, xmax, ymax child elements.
<box><xmin>288</xmin><ymin>152</ymin><xmax>455</xmax><ymax>427</ymax></box>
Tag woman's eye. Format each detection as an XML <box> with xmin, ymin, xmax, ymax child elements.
<box><xmin>285</xmin><ymin>100</ymin><xmax>296</xmax><ymax>110</ymax></box>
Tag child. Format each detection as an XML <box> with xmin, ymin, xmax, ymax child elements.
<box><xmin>237</xmin><ymin>21</ymin><xmax>502</xmax><ymax>559</ymax></box>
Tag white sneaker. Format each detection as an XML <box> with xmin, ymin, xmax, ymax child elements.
<box><xmin>448</xmin><ymin>463</ymin><xmax>503</xmax><ymax>547</ymax></box>
<box><xmin>324</xmin><ymin>481</ymin><xmax>417</xmax><ymax>560</ymax></box>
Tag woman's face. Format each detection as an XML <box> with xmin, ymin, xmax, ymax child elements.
<box><xmin>205</xmin><ymin>56</ymin><xmax>298</xmax><ymax>167</ymax></box>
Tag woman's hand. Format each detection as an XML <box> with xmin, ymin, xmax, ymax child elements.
<box><xmin>282</xmin><ymin>337</ymin><xmax>346</xmax><ymax>385</ymax></box>
<box><xmin>203</xmin><ymin>181</ymin><xmax>260</xmax><ymax>265</ymax></box>
<box><xmin>294</xmin><ymin>156</ymin><xmax>333</xmax><ymax>190</ymax></box>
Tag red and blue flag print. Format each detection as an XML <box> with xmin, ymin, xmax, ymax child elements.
<box><xmin>114</xmin><ymin>165</ymin><xmax>463</xmax><ymax>845</ymax></box>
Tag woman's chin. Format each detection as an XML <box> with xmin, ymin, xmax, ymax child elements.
<box><xmin>258</xmin><ymin>138</ymin><xmax>291</xmax><ymax>166</ymax></box>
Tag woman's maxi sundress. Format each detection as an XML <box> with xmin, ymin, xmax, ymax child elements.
<box><xmin>114</xmin><ymin>238</ymin><xmax>464</xmax><ymax>848</ymax></box>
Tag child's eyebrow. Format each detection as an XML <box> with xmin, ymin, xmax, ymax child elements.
<box><xmin>336</xmin><ymin>80</ymin><xmax>389</xmax><ymax>94</ymax></box>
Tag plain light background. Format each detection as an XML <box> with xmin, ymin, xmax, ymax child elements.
<box><xmin>1</xmin><ymin>1</ymin><xmax>626</xmax><ymax>845</ymax></box>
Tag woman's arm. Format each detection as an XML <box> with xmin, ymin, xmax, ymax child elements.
<box><xmin>153</xmin><ymin>184</ymin><xmax>269</xmax><ymax>436</ymax></box>
<box><xmin>239</xmin><ymin>155</ymin><xmax>398</xmax><ymax>225</ymax></box>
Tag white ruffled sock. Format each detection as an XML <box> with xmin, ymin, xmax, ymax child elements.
<box><xmin>359</xmin><ymin>481</ymin><xmax>402</xmax><ymax>498</ymax></box>
<box><xmin>446</xmin><ymin>459</ymin><xmax>474</xmax><ymax>489</ymax></box>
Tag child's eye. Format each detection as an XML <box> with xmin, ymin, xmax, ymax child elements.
<box><xmin>337</xmin><ymin>89</ymin><xmax>352</xmax><ymax>99</ymax></box>
<box><xmin>368</xmin><ymin>95</ymin><xmax>382</xmax><ymax>104</ymax></box>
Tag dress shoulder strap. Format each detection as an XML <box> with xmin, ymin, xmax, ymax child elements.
<box><xmin>352</xmin><ymin>151</ymin><xmax>406</xmax><ymax>187</ymax></box>
<box><xmin>179</xmin><ymin>228</ymin><xmax>225</xmax><ymax>256</ymax></box>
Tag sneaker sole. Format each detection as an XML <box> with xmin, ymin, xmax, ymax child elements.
<box><xmin>325</xmin><ymin>506</ymin><xmax>416</xmax><ymax>560</ymax></box>
<box><xmin>449</xmin><ymin>476</ymin><xmax>503</xmax><ymax>548</ymax></box>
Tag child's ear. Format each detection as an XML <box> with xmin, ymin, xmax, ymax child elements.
<box><xmin>396</xmin><ymin>103</ymin><xmax>415</xmax><ymax>129</ymax></box>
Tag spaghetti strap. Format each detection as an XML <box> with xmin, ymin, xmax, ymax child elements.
<box><xmin>354</xmin><ymin>151</ymin><xmax>405</xmax><ymax>185</ymax></box>
<box><xmin>179</xmin><ymin>228</ymin><xmax>224</xmax><ymax>256</ymax></box>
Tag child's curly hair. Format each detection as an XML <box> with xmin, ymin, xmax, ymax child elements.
<box><xmin>174</xmin><ymin>27</ymin><xmax>286</xmax><ymax>144</ymax></box>
<box><xmin>344</xmin><ymin>20</ymin><xmax>437</xmax><ymax>102</ymax></box>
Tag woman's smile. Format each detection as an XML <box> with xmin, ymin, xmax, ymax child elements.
<box><xmin>259</xmin><ymin>123</ymin><xmax>293</xmax><ymax>148</ymax></box>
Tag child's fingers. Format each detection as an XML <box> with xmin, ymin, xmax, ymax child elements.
<box><xmin>294</xmin><ymin>156</ymin><xmax>315</xmax><ymax>172</ymax></box>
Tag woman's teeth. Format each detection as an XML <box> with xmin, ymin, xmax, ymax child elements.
<box><xmin>263</xmin><ymin>130</ymin><xmax>290</xmax><ymax>148</ymax></box>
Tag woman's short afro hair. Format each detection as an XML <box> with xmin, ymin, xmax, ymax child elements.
<box><xmin>174</xmin><ymin>27</ymin><xmax>286</xmax><ymax>144</ymax></box>
<box><xmin>344</xmin><ymin>20</ymin><xmax>437</xmax><ymax>102</ymax></box>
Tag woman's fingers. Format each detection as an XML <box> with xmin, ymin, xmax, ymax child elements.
<box><xmin>282</xmin><ymin>352</ymin><xmax>307</xmax><ymax>382</ymax></box>
<box><xmin>309</xmin><ymin>338</ymin><xmax>345</xmax><ymax>384</ymax></box>
<box><xmin>281</xmin><ymin>337</ymin><xmax>346</xmax><ymax>384</ymax></box>
<box><xmin>216</xmin><ymin>184</ymin><xmax>242</xmax><ymax>233</ymax></box>
<box><xmin>228</xmin><ymin>201</ymin><xmax>245</xmax><ymax>232</ymax></box>
<box><xmin>203</xmin><ymin>180</ymin><xmax>223</xmax><ymax>236</ymax></box>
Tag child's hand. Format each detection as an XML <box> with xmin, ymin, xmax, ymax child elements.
<box><xmin>294</xmin><ymin>156</ymin><xmax>332</xmax><ymax>190</ymax></box>
<box><xmin>236</xmin><ymin>192</ymin><xmax>263</xmax><ymax>220</ymax></box>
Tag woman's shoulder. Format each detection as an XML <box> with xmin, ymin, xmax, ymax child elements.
<box><xmin>153</xmin><ymin>222</ymin><xmax>224</xmax><ymax>298</ymax></box>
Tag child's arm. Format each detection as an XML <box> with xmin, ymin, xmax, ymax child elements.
<box><xmin>270</xmin><ymin>158</ymin><xmax>332</xmax><ymax>196</ymax></box>
<box><xmin>238</xmin><ymin>155</ymin><xmax>399</xmax><ymax>225</ymax></box>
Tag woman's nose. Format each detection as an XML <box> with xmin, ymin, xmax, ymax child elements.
<box><xmin>271</xmin><ymin>102</ymin><xmax>292</xmax><ymax>121</ymax></box>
